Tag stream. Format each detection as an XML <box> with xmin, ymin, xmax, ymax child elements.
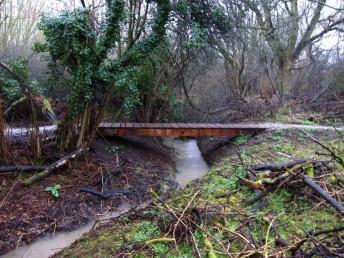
<box><xmin>2</xmin><ymin>138</ymin><xmax>209</xmax><ymax>258</ymax></box>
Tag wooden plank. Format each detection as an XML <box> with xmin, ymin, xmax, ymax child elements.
<box><xmin>97</xmin><ymin>123</ymin><xmax>267</xmax><ymax>137</ymax></box>
<box><xmin>112</xmin><ymin>123</ymin><xmax>121</xmax><ymax>128</ymax></box>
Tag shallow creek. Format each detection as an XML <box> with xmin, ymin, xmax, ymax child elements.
<box><xmin>163</xmin><ymin>138</ymin><xmax>209</xmax><ymax>188</ymax></box>
<box><xmin>3</xmin><ymin>138</ymin><xmax>209</xmax><ymax>258</ymax></box>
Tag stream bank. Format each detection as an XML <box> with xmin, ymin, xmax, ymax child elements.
<box><xmin>1</xmin><ymin>136</ymin><xmax>210</xmax><ymax>257</ymax></box>
<box><xmin>0</xmin><ymin>137</ymin><xmax>176</xmax><ymax>256</ymax></box>
<box><xmin>55</xmin><ymin>129</ymin><xmax>343</xmax><ymax>257</ymax></box>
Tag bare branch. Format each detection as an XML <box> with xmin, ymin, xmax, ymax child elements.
<box><xmin>292</xmin><ymin>0</ymin><xmax>326</xmax><ymax>61</ymax></box>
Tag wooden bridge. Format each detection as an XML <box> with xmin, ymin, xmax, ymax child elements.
<box><xmin>8</xmin><ymin>123</ymin><xmax>341</xmax><ymax>138</ymax></box>
<box><xmin>98</xmin><ymin>123</ymin><xmax>267</xmax><ymax>137</ymax></box>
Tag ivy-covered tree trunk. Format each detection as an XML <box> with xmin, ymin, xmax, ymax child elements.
<box><xmin>38</xmin><ymin>0</ymin><xmax>171</xmax><ymax>152</ymax></box>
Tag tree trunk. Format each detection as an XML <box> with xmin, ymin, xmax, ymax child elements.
<box><xmin>277</xmin><ymin>62</ymin><xmax>292</xmax><ymax>100</ymax></box>
<box><xmin>58</xmin><ymin>87</ymin><xmax>114</xmax><ymax>152</ymax></box>
<box><xmin>0</xmin><ymin>99</ymin><xmax>9</xmax><ymax>163</ymax></box>
<box><xmin>224</xmin><ymin>59</ymin><xmax>246</xmax><ymax>103</ymax></box>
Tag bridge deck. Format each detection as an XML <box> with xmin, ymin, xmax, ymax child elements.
<box><xmin>98</xmin><ymin>123</ymin><xmax>267</xmax><ymax>137</ymax></box>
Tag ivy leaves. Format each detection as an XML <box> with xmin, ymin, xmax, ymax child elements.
<box><xmin>39</xmin><ymin>9</ymin><xmax>97</xmax><ymax>69</ymax></box>
<box><xmin>45</xmin><ymin>184</ymin><xmax>61</xmax><ymax>198</ymax></box>
<box><xmin>37</xmin><ymin>0</ymin><xmax>171</xmax><ymax>117</ymax></box>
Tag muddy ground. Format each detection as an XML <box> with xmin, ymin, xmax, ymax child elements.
<box><xmin>0</xmin><ymin>136</ymin><xmax>176</xmax><ymax>255</ymax></box>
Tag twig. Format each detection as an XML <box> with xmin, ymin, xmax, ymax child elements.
<box><xmin>299</xmin><ymin>129</ymin><xmax>344</xmax><ymax>166</ymax></box>
<box><xmin>172</xmin><ymin>190</ymin><xmax>200</xmax><ymax>239</ymax></box>
<box><xmin>264</xmin><ymin>216</ymin><xmax>277</xmax><ymax>258</ymax></box>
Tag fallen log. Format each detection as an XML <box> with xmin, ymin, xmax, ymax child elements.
<box><xmin>302</xmin><ymin>175</ymin><xmax>344</xmax><ymax>215</ymax></box>
<box><xmin>22</xmin><ymin>148</ymin><xmax>86</xmax><ymax>186</ymax></box>
<box><xmin>0</xmin><ymin>165</ymin><xmax>46</xmax><ymax>174</ymax></box>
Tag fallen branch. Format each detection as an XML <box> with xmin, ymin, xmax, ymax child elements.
<box><xmin>0</xmin><ymin>165</ymin><xmax>46</xmax><ymax>174</ymax></box>
<box><xmin>80</xmin><ymin>187</ymin><xmax>132</xmax><ymax>199</ymax></box>
<box><xmin>302</xmin><ymin>175</ymin><xmax>344</xmax><ymax>215</ymax></box>
<box><xmin>291</xmin><ymin>226</ymin><xmax>344</xmax><ymax>254</ymax></box>
<box><xmin>22</xmin><ymin>148</ymin><xmax>86</xmax><ymax>186</ymax></box>
<box><xmin>299</xmin><ymin>130</ymin><xmax>344</xmax><ymax>168</ymax></box>
<box><xmin>252</xmin><ymin>159</ymin><xmax>307</xmax><ymax>171</ymax></box>
<box><xmin>145</xmin><ymin>238</ymin><xmax>175</xmax><ymax>245</ymax></box>
<box><xmin>4</xmin><ymin>96</ymin><xmax>27</xmax><ymax>116</ymax></box>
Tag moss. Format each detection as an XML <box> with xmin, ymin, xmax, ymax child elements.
<box><xmin>152</xmin><ymin>243</ymin><xmax>169</xmax><ymax>257</ymax></box>
<box><xmin>133</xmin><ymin>221</ymin><xmax>160</xmax><ymax>242</ymax></box>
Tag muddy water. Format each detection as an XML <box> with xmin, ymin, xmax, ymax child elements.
<box><xmin>2</xmin><ymin>139</ymin><xmax>209</xmax><ymax>258</ymax></box>
<box><xmin>2</xmin><ymin>204</ymin><xmax>133</xmax><ymax>258</ymax></box>
<box><xmin>164</xmin><ymin>138</ymin><xmax>209</xmax><ymax>188</ymax></box>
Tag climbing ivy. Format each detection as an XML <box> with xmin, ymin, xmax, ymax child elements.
<box><xmin>37</xmin><ymin>0</ymin><xmax>170</xmax><ymax>114</ymax></box>
<box><xmin>38</xmin><ymin>9</ymin><xmax>98</xmax><ymax>115</ymax></box>
<box><xmin>36</xmin><ymin>0</ymin><xmax>171</xmax><ymax>150</ymax></box>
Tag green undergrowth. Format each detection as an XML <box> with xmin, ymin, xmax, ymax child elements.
<box><xmin>58</xmin><ymin>130</ymin><xmax>344</xmax><ymax>257</ymax></box>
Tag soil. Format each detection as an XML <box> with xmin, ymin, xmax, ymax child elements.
<box><xmin>0</xmin><ymin>136</ymin><xmax>176</xmax><ymax>255</ymax></box>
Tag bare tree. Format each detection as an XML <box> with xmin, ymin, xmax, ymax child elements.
<box><xmin>0</xmin><ymin>0</ymin><xmax>46</xmax><ymax>59</ymax></box>
<box><xmin>239</xmin><ymin>0</ymin><xmax>344</xmax><ymax>98</ymax></box>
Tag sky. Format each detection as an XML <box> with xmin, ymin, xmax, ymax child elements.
<box><xmin>1</xmin><ymin>0</ymin><xmax>342</xmax><ymax>52</ymax></box>
<box><xmin>46</xmin><ymin>0</ymin><xmax>343</xmax><ymax>49</ymax></box>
